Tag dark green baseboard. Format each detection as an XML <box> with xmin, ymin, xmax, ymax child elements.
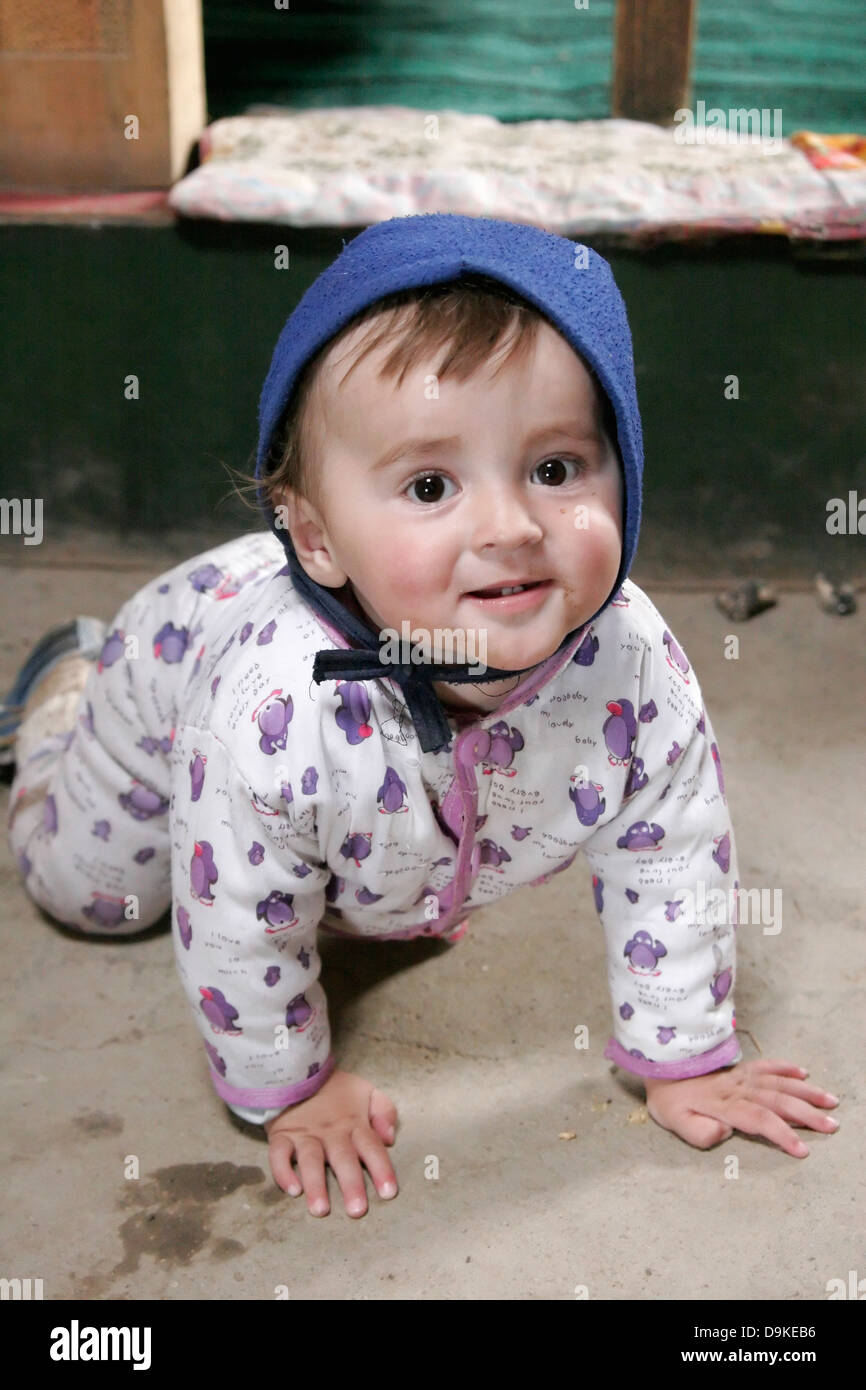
<box><xmin>1</xmin><ymin>220</ymin><xmax>863</xmax><ymax>584</ymax></box>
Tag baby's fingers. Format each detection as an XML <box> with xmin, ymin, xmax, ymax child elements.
<box><xmin>719</xmin><ymin>1097</ymin><xmax>811</xmax><ymax>1157</ymax></box>
<box><xmin>750</xmin><ymin>1086</ymin><xmax>841</xmax><ymax>1136</ymax></box>
<box><xmin>268</xmin><ymin>1129</ymin><xmax>302</xmax><ymax>1197</ymax></box>
<box><xmin>745</xmin><ymin>1057</ymin><xmax>812</xmax><ymax>1080</ymax></box>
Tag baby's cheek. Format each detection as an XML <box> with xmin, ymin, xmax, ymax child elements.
<box><xmin>377</xmin><ymin>542</ymin><xmax>443</xmax><ymax>607</ymax></box>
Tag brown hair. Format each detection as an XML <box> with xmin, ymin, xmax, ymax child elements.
<box><xmin>230</xmin><ymin>273</ymin><xmax>619</xmax><ymax>519</ymax></box>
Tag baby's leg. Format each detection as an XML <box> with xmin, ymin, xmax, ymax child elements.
<box><xmin>7</xmin><ymin>651</ymin><xmax>171</xmax><ymax>936</ymax></box>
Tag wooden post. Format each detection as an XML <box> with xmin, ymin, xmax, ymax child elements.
<box><xmin>612</xmin><ymin>0</ymin><xmax>696</xmax><ymax>126</ymax></box>
<box><xmin>0</xmin><ymin>0</ymin><xmax>207</xmax><ymax>191</ymax></box>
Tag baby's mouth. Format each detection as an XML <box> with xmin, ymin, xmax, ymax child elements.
<box><xmin>465</xmin><ymin>580</ymin><xmax>552</xmax><ymax>598</ymax></box>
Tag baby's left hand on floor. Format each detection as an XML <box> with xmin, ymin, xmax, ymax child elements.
<box><xmin>643</xmin><ymin>1058</ymin><xmax>840</xmax><ymax>1158</ymax></box>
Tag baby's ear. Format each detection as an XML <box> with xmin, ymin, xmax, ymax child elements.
<box><xmin>281</xmin><ymin>493</ymin><xmax>347</xmax><ymax>588</ymax></box>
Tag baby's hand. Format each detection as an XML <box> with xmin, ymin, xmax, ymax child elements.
<box><xmin>264</xmin><ymin>1068</ymin><xmax>399</xmax><ymax>1217</ymax></box>
<box><xmin>644</xmin><ymin>1058</ymin><xmax>840</xmax><ymax>1157</ymax></box>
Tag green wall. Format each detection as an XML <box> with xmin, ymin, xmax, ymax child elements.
<box><xmin>203</xmin><ymin>0</ymin><xmax>865</xmax><ymax>132</ymax></box>
<box><xmin>1</xmin><ymin>221</ymin><xmax>862</xmax><ymax>584</ymax></box>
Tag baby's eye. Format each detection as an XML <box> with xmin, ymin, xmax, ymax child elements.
<box><xmin>531</xmin><ymin>456</ymin><xmax>586</xmax><ymax>486</ymax></box>
<box><xmin>405</xmin><ymin>473</ymin><xmax>458</xmax><ymax>504</ymax></box>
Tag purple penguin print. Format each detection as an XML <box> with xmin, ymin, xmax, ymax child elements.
<box><xmin>92</xmin><ymin>819</ymin><xmax>111</xmax><ymax>840</ymax></box>
<box><xmin>190</xmin><ymin>840</ymin><xmax>218</xmax><ymax>903</ymax></box>
<box><xmin>256</xmin><ymin>890</ymin><xmax>298</xmax><ymax>934</ymax></box>
<box><xmin>638</xmin><ymin>700</ymin><xmax>657</xmax><ymax>723</ymax></box>
<box><xmin>177</xmin><ymin>904</ymin><xmax>192</xmax><ymax>950</ymax></box>
<box><xmin>569</xmin><ymin>777</ymin><xmax>606</xmax><ymax>827</ymax></box>
<box><xmin>264</xmin><ymin>966</ymin><xmax>281</xmax><ymax>987</ymax></box>
<box><xmin>624</xmin><ymin>930</ymin><xmax>667</xmax><ymax>975</ymax></box>
<box><xmin>666</xmin><ymin>741</ymin><xmax>684</xmax><ymax>766</ymax></box>
<box><xmin>616</xmin><ymin>821</ymin><xmax>665</xmax><ymax>851</ymax></box>
<box><xmin>478</xmin><ymin>839</ymin><xmax>512</xmax><ymax>871</ymax></box>
<box><xmin>301</xmin><ymin>766</ymin><xmax>318</xmax><ymax>795</ymax></box>
<box><xmin>710</xmin><ymin>944</ymin><xmax>733</xmax><ymax>1006</ymax></box>
<box><xmin>137</xmin><ymin>732</ymin><xmax>174</xmax><ymax>757</ymax></box>
<box><xmin>199</xmin><ymin>987</ymin><xmax>241</xmax><ymax>1035</ymax></box>
<box><xmin>335</xmin><ymin>681</ymin><xmax>373</xmax><ymax>745</ymax></box>
<box><xmin>467</xmin><ymin>720</ymin><xmax>523</xmax><ymax>776</ymax></box>
<box><xmin>712</xmin><ymin>831</ymin><xmax>731</xmax><ymax>874</ymax></box>
<box><xmin>662</xmin><ymin>630</ymin><xmax>691</xmax><ymax>682</ymax></box>
<box><xmin>603</xmin><ymin>698</ymin><xmax>637</xmax><ymax>767</ymax></box>
<box><xmin>610</xmin><ymin>587</ymin><xmax>629</xmax><ymax>607</ymax></box>
<box><xmin>257</xmin><ymin>619</ymin><xmax>277</xmax><ymax>646</ymax></box>
<box><xmin>572</xmin><ymin>630</ymin><xmax>599</xmax><ymax>666</ymax></box>
<box><xmin>82</xmin><ymin>895</ymin><xmax>126</xmax><ymax>929</ymax></box>
<box><xmin>43</xmin><ymin>794</ymin><xmax>58</xmax><ymax>835</ymax></box>
<box><xmin>697</xmin><ymin>710</ymin><xmax>706</xmax><ymax>735</ymax></box>
<box><xmin>210</xmin><ymin>675</ymin><xmax>221</xmax><ymax>699</ymax></box>
<box><xmin>625</xmin><ymin>887</ymin><xmax>639</xmax><ymax>904</ymax></box>
<box><xmin>189</xmin><ymin>751</ymin><xmax>206</xmax><ymax>802</ymax></box>
<box><xmin>340</xmin><ymin>832</ymin><xmax>372</xmax><ymax>867</ymax></box>
<box><xmin>285</xmin><ymin>993</ymin><xmax>313</xmax><ymax>1030</ymax></box>
<box><xmin>188</xmin><ymin>563</ymin><xmax>222</xmax><ymax>593</ymax></box>
<box><xmin>657</xmin><ymin>1026</ymin><xmax>677</xmax><ymax>1044</ymax></box>
<box><xmin>134</xmin><ymin>846</ymin><xmax>155</xmax><ymax>864</ymax></box>
<box><xmin>239</xmin><ymin>620</ymin><xmax>254</xmax><ymax>645</ymax></box>
<box><xmin>97</xmin><ymin>629</ymin><xmax>125</xmax><ymax>673</ymax></box>
<box><xmin>377</xmin><ymin>766</ymin><xmax>408</xmax><ymax>814</ymax></box>
<box><xmin>248</xmin><ymin>841</ymin><xmax>265</xmax><ymax>865</ymax></box>
<box><xmin>623</xmin><ymin>756</ymin><xmax>648</xmax><ymax>798</ymax></box>
<box><xmin>511</xmin><ymin>825</ymin><xmax>531</xmax><ymax>840</ymax></box>
<box><xmin>664</xmin><ymin>898</ymin><xmax>685</xmax><ymax>922</ymax></box>
<box><xmin>619</xmin><ymin>1001</ymin><xmax>634</xmax><ymax>1021</ymax></box>
<box><xmin>152</xmin><ymin>622</ymin><xmax>189</xmax><ymax>664</ymax></box>
<box><xmin>118</xmin><ymin>782</ymin><xmax>170</xmax><ymax>821</ymax></box>
<box><xmin>293</xmin><ymin>861</ymin><xmax>312</xmax><ymax>878</ymax></box>
<box><xmin>356</xmin><ymin>886</ymin><xmax>384</xmax><ymax>904</ymax></box>
<box><xmin>204</xmin><ymin>1041</ymin><xmax>226</xmax><ymax>1077</ymax></box>
<box><xmin>297</xmin><ymin>946</ymin><xmax>310</xmax><ymax>969</ymax></box>
<box><xmin>254</xmin><ymin>691</ymin><xmax>294</xmax><ymax>755</ymax></box>
<box><xmin>280</xmin><ymin>782</ymin><xmax>293</xmax><ymax>808</ymax></box>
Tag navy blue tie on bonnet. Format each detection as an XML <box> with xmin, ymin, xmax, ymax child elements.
<box><xmin>255</xmin><ymin>213</ymin><xmax>644</xmax><ymax>754</ymax></box>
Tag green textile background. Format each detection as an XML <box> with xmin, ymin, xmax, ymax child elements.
<box><xmin>202</xmin><ymin>0</ymin><xmax>865</xmax><ymax>132</ymax></box>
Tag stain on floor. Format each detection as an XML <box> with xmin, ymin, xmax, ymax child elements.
<box><xmin>68</xmin><ymin>1161</ymin><xmax>266</xmax><ymax>1295</ymax></box>
<box><xmin>72</xmin><ymin>1110</ymin><xmax>125</xmax><ymax>1136</ymax></box>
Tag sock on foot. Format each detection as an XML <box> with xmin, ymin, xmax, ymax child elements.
<box><xmin>14</xmin><ymin>653</ymin><xmax>94</xmax><ymax>768</ymax></box>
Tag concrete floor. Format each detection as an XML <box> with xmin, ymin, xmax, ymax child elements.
<box><xmin>1</xmin><ymin>534</ymin><xmax>863</xmax><ymax>1301</ymax></box>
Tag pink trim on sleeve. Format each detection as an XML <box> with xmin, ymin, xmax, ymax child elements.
<box><xmin>604</xmin><ymin>1033</ymin><xmax>741</xmax><ymax>1079</ymax></box>
<box><xmin>209</xmin><ymin>1052</ymin><xmax>336</xmax><ymax>1107</ymax></box>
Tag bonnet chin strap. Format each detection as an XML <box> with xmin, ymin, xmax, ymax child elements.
<box><xmin>283</xmin><ymin>549</ymin><xmax>572</xmax><ymax>755</ymax></box>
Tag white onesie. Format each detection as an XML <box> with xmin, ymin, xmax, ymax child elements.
<box><xmin>7</xmin><ymin>529</ymin><xmax>741</xmax><ymax>1124</ymax></box>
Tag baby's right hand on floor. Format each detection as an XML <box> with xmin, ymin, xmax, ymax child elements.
<box><xmin>264</xmin><ymin>1068</ymin><xmax>399</xmax><ymax>1218</ymax></box>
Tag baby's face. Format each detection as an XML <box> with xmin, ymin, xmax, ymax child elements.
<box><xmin>281</xmin><ymin>315</ymin><xmax>623</xmax><ymax>690</ymax></box>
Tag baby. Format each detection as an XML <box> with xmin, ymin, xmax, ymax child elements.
<box><xmin>5</xmin><ymin>214</ymin><xmax>839</xmax><ymax>1219</ymax></box>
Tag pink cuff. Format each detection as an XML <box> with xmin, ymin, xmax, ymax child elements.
<box><xmin>208</xmin><ymin>1052</ymin><xmax>336</xmax><ymax>1107</ymax></box>
<box><xmin>604</xmin><ymin>1033</ymin><xmax>741</xmax><ymax>1080</ymax></box>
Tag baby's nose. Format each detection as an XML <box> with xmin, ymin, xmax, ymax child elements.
<box><xmin>473</xmin><ymin>485</ymin><xmax>543</xmax><ymax>547</ymax></box>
